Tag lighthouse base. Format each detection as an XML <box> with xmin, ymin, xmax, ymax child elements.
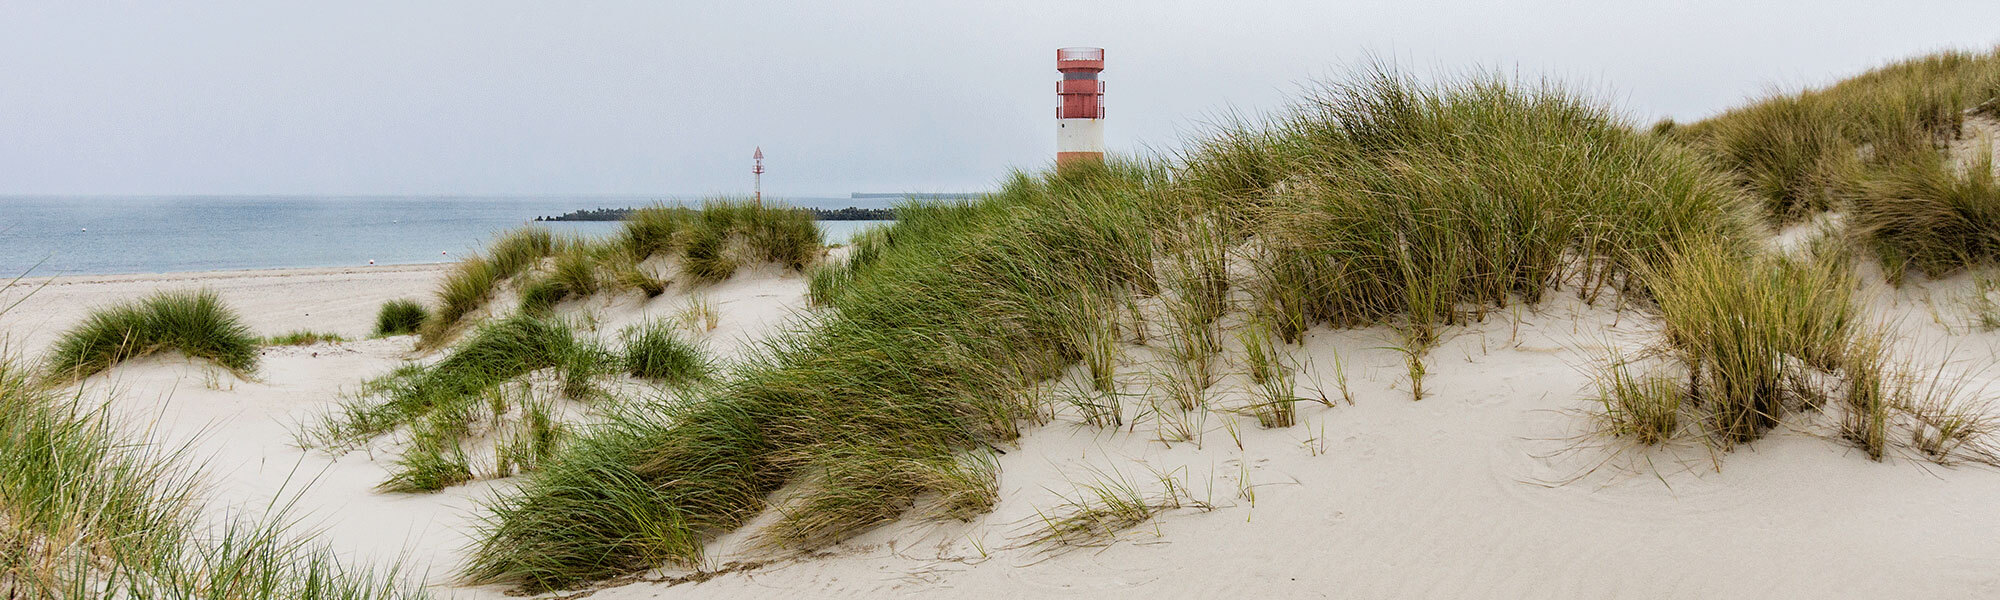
<box><xmin>1056</xmin><ymin>118</ymin><xmax>1105</xmax><ymax>168</ymax></box>
<box><xmin>1057</xmin><ymin>151</ymin><xmax>1105</xmax><ymax>168</ymax></box>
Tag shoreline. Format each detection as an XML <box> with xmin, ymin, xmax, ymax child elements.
<box><xmin>4</xmin><ymin>220</ymin><xmax>884</xmax><ymax>282</ymax></box>
<box><xmin>9</xmin><ymin>261</ymin><xmax>455</xmax><ymax>287</ymax></box>
<box><xmin>2</xmin><ymin>262</ymin><xmax>452</xmax><ymax>354</ymax></box>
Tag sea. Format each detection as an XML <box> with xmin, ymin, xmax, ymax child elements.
<box><xmin>0</xmin><ymin>196</ymin><xmax>896</xmax><ymax>278</ymax></box>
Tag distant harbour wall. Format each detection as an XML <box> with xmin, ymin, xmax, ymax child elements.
<box><xmin>850</xmin><ymin>192</ymin><xmax>985</xmax><ymax>200</ymax></box>
<box><xmin>534</xmin><ymin>206</ymin><xmax>896</xmax><ymax>222</ymax></box>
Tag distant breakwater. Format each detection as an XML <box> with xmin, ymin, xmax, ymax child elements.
<box><xmin>534</xmin><ymin>206</ymin><xmax>895</xmax><ymax>222</ymax></box>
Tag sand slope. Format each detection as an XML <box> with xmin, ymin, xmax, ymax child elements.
<box><xmin>3</xmin><ymin>263</ymin><xmax>812</xmax><ymax>597</ymax></box>
<box><xmin>578</xmin><ymin>283</ymin><xmax>2000</xmax><ymax>600</ymax></box>
<box><xmin>9</xmin><ymin>259</ymin><xmax>2000</xmax><ymax>599</ymax></box>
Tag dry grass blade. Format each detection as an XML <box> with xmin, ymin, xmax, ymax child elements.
<box><xmin>1018</xmin><ymin>466</ymin><xmax>1212</xmax><ymax>552</ymax></box>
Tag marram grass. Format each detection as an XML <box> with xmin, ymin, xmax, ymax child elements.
<box><xmin>263</xmin><ymin>330</ymin><xmax>349</xmax><ymax>346</ymax></box>
<box><xmin>417</xmin><ymin>202</ymin><xmax>821</xmax><ymax>347</ymax></box>
<box><xmin>618</xmin><ymin>320</ymin><xmax>714</xmax><ymax>385</ymax></box>
<box><xmin>2</xmin><ymin>341</ymin><xmax>429</xmax><ymax>598</ymax></box>
<box><xmin>1237</xmin><ymin>69</ymin><xmax>1754</xmax><ymax>356</ymax></box>
<box><xmin>44</xmin><ymin>289</ymin><xmax>259</xmax><ymax>382</ymax></box>
<box><xmin>619</xmin><ymin>201</ymin><xmax>823</xmax><ymax>281</ymax></box>
<box><xmin>458</xmin><ymin>62</ymin><xmax>2000</xmax><ymax>593</ymax></box>
<box><xmin>1851</xmin><ymin>151</ymin><xmax>2000</xmax><ymax>281</ymax></box>
<box><xmin>419</xmin><ymin>228</ymin><xmax>557</xmax><ymax>347</ymax></box>
<box><xmin>465</xmin><ymin>164</ymin><xmax>1161</xmax><ymax>591</ymax></box>
<box><xmin>520</xmin><ymin>245</ymin><xmax>604</xmax><ymax>316</ymax></box>
<box><xmin>1675</xmin><ymin>46</ymin><xmax>2000</xmax><ymax>224</ymax></box>
<box><xmin>1596</xmin><ymin>238</ymin><xmax>2000</xmax><ymax>463</ymax></box>
<box><xmin>1653</xmin><ymin>240</ymin><xmax>1860</xmax><ymax>442</ymax></box>
<box><xmin>374</xmin><ymin>298</ymin><xmax>429</xmax><ymax>336</ymax></box>
<box><xmin>311</xmin><ymin>315</ymin><xmax>611</xmax><ymax>491</ymax></box>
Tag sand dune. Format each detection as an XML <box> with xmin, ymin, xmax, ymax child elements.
<box><xmin>10</xmin><ymin>256</ymin><xmax>2000</xmax><ymax>599</ymax></box>
<box><xmin>574</xmin><ymin>276</ymin><xmax>2000</xmax><ymax>599</ymax></box>
<box><xmin>4</xmin><ymin>262</ymin><xmax>813</xmax><ymax>597</ymax></box>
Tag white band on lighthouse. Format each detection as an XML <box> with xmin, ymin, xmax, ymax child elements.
<box><xmin>1057</xmin><ymin>119</ymin><xmax>1105</xmax><ymax>153</ymax></box>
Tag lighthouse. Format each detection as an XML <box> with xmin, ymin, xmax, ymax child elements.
<box><xmin>1056</xmin><ymin>47</ymin><xmax>1105</xmax><ymax>168</ymax></box>
<box><xmin>752</xmin><ymin>146</ymin><xmax>765</xmax><ymax>206</ymax></box>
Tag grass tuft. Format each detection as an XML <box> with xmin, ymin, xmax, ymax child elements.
<box><xmin>1241</xmin><ymin>67</ymin><xmax>1754</xmax><ymax>401</ymax></box>
<box><xmin>1590</xmin><ymin>356</ymin><xmax>1683</xmax><ymax>446</ymax></box>
<box><xmin>620</xmin><ymin>205</ymin><xmax>692</xmax><ymax>259</ymax></box>
<box><xmin>310</xmin><ymin>315</ymin><xmax>609</xmax><ymax>491</ymax></box>
<box><xmin>1851</xmin><ymin>151</ymin><xmax>2000</xmax><ymax>280</ymax></box>
<box><xmin>421</xmin><ymin>257</ymin><xmax>501</xmax><ymax>345</ymax></box>
<box><xmin>420</xmin><ymin>228</ymin><xmax>557</xmax><ymax>347</ymax></box>
<box><xmin>759</xmin><ymin>447</ymin><xmax>999</xmax><ymax>551</ymax></box>
<box><xmin>1677</xmin><ymin>47</ymin><xmax>2000</xmax><ymax>223</ymax></box>
<box><xmin>623</xmin><ymin>200</ymin><xmax>824</xmax><ymax>284</ymax></box>
<box><xmin>1645</xmin><ymin>240</ymin><xmax>1858</xmax><ymax>444</ymax></box>
<box><xmin>44</xmin><ymin>289</ymin><xmax>259</xmax><ymax>382</ymax></box>
<box><xmin>807</xmin><ymin>225</ymin><xmax>894</xmax><ymax>306</ymax></box>
<box><xmin>607</xmin><ymin>248</ymin><xmax>668</xmax><ymax>297</ymax></box>
<box><xmin>263</xmin><ymin>330</ymin><xmax>349</xmax><ymax>346</ymax></box>
<box><xmin>1240</xmin><ymin>319</ymin><xmax>1304</xmax><ymax>428</ymax></box>
<box><xmin>1021</xmin><ymin>467</ymin><xmax>1211</xmax><ymax>551</ymax></box>
<box><xmin>680</xmin><ymin>224</ymin><xmax>740</xmax><ymax>284</ymax></box>
<box><xmin>619</xmin><ymin>320</ymin><xmax>714</xmax><ymax>385</ymax></box>
<box><xmin>518</xmin><ymin>245</ymin><xmax>604</xmax><ymax>316</ymax></box>
<box><xmin>375</xmin><ymin>298</ymin><xmax>429</xmax><ymax>336</ymax></box>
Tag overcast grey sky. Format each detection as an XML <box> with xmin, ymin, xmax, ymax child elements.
<box><xmin>2</xmin><ymin>1</ymin><xmax>1996</xmax><ymax>197</ymax></box>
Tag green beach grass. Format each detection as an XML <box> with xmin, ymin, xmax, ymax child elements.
<box><xmin>375</xmin><ymin>298</ymin><xmax>429</xmax><ymax>336</ymax></box>
<box><xmin>1</xmin><ymin>278</ymin><xmax>428</xmax><ymax>598</ymax></box>
<box><xmin>43</xmin><ymin>289</ymin><xmax>260</xmax><ymax>383</ymax></box>
<box><xmin>458</xmin><ymin>68</ymin><xmax>1783</xmax><ymax>591</ymax></box>
<box><xmin>311</xmin><ymin>315</ymin><xmax>613</xmax><ymax>492</ymax></box>
<box><xmin>418</xmin><ymin>201</ymin><xmax>821</xmax><ymax>348</ymax></box>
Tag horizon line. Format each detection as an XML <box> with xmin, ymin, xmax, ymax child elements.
<box><xmin>0</xmin><ymin>192</ymin><xmax>968</xmax><ymax>200</ymax></box>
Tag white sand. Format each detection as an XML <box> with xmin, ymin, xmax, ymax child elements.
<box><xmin>1</xmin><ymin>263</ymin><xmax>450</xmax><ymax>354</ymax></box>
<box><xmin>9</xmin><ymin>253</ymin><xmax>2000</xmax><ymax>598</ymax></box>
<box><xmin>582</xmin><ymin>276</ymin><xmax>2000</xmax><ymax>599</ymax></box>
<box><xmin>1950</xmin><ymin>114</ymin><xmax>2000</xmax><ymax>177</ymax></box>
<box><xmin>1</xmin><ymin>263</ymin><xmax>814</xmax><ymax>598</ymax></box>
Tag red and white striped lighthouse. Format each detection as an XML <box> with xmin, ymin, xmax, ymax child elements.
<box><xmin>1056</xmin><ymin>47</ymin><xmax>1105</xmax><ymax>168</ymax></box>
<box><xmin>752</xmin><ymin>146</ymin><xmax>765</xmax><ymax>206</ymax></box>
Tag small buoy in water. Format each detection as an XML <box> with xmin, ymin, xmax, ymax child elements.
<box><xmin>80</xmin><ymin>228</ymin><xmax>87</xmax><ymax>232</ymax></box>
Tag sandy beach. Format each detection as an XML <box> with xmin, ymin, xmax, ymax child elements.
<box><xmin>3</xmin><ymin>264</ymin><xmax>451</xmax><ymax>354</ymax></box>
<box><xmin>3</xmin><ymin>261</ymin><xmax>821</xmax><ymax>598</ymax></box>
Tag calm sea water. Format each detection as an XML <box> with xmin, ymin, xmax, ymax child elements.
<box><xmin>0</xmin><ymin>196</ymin><xmax>894</xmax><ymax>277</ymax></box>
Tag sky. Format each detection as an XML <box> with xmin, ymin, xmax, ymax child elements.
<box><xmin>2</xmin><ymin>1</ymin><xmax>1997</xmax><ymax>197</ymax></box>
